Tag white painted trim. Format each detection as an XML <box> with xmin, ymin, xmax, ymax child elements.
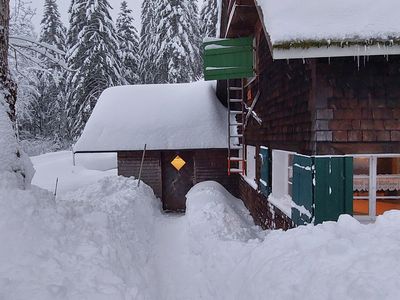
<box><xmin>273</xmin><ymin>45</ymin><xmax>400</xmax><ymax>60</ymax></box>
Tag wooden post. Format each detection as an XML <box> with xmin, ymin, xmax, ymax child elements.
<box><xmin>72</xmin><ymin>151</ymin><xmax>76</xmax><ymax>166</ymax></box>
<box><xmin>53</xmin><ymin>177</ymin><xmax>59</xmax><ymax>203</ymax></box>
<box><xmin>138</xmin><ymin>144</ymin><xmax>147</xmax><ymax>187</ymax></box>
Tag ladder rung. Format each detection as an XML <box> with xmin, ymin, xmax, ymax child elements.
<box><xmin>229</xmin><ymin>87</ymin><xmax>242</xmax><ymax>91</ymax></box>
<box><xmin>229</xmin><ymin>123</ymin><xmax>243</xmax><ymax>126</ymax></box>
<box><xmin>229</xmin><ymin>168</ymin><xmax>243</xmax><ymax>174</ymax></box>
<box><xmin>229</xmin><ymin>99</ymin><xmax>242</xmax><ymax>103</ymax></box>
<box><xmin>230</xmin><ymin>111</ymin><xmax>243</xmax><ymax>114</ymax></box>
<box><xmin>229</xmin><ymin>157</ymin><xmax>245</xmax><ymax>161</ymax></box>
<box><xmin>230</xmin><ymin>134</ymin><xmax>243</xmax><ymax>138</ymax></box>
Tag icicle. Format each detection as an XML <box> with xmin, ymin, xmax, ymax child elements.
<box><xmin>357</xmin><ymin>55</ymin><xmax>360</xmax><ymax>70</ymax></box>
<box><xmin>328</xmin><ymin>57</ymin><xmax>331</xmax><ymax>64</ymax></box>
<box><xmin>302</xmin><ymin>58</ymin><xmax>305</xmax><ymax>64</ymax></box>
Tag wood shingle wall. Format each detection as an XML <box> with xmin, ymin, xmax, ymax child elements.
<box><xmin>313</xmin><ymin>56</ymin><xmax>400</xmax><ymax>155</ymax></box>
<box><xmin>118</xmin><ymin>151</ymin><xmax>162</xmax><ymax>197</ymax></box>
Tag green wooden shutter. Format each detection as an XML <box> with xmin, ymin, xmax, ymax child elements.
<box><xmin>314</xmin><ymin>157</ymin><xmax>354</xmax><ymax>224</ymax></box>
<box><xmin>259</xmin><ymin>147</ymin><xmax>270</xmax><ymax>196</ymax></box>
<box><xmin>292</xmin><ymin>155</ymin><xmax>314</xmax><ymax>226</ymax></box>
<box><xmin>203</xmin><ymin>37</ymin><xmax>254</xmax><ymax>81</ymax></box>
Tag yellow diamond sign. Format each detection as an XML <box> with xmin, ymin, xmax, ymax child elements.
<box><xmin>171</xmin><ymin>155</ymin><xmax>186</xmax><ymax>171</ymax></box>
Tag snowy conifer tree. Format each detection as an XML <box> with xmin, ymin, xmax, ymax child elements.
<box><xmin>152</xmin><ymin>0</ymin><xmax>202</xmax><ymax>83</ymax></box>
<box><xmin>65</xmin><ymin>0</ymin><xmax>123</xmax><ymax>140</ymax></box>
<box><xmin>139</xmin><ymin>0</ymin><xmax>157</xmax><ymax>84</ymax></box>
<box><xmin>116</xmin><ymin>1</ymin><xmax>140</xmax><ymax>84</ymax></box>
<box><xmin>32</xmin><ymin>0</ymin><xmax>67</xmax><ymax>143</ymax></box>
<box><xmin>200</xmin><ymin>0</ymin><xmax>218</xmax><ymax>38</ymax></box>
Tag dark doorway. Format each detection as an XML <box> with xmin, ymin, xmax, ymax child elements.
<box><xmin>162</xmin><ymin>151</ymin><xmax>195</xmax><ymax>212</ymax></box>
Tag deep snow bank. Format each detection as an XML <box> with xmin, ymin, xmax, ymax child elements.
<box><xmin>0</xmin><ymin>176</ymin><xmax>161</xmax><ymax>300</ymax></box>
<box><xmin>0</xmin><ymin>95</ymin><xmax>34</xmax><ymax>188</ymax></box>
<box><xmin>4</xmin><ymin>153</ymin><xmax>400</xmax><ymax>300</ymax></box>
<box><xmin>186</xmin><ymin>182</ymin><xmax>400</xmax><ymax>300</ymax></box>
<box><xmin>230</xmin><ymin>212</ymin><xmax>400</xmax><ymax>299</ymax></box>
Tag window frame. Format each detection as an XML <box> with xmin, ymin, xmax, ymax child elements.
<box><xmin>351</xmin><ymin>153</ymin><xmax>400</xmax><ymax>222</ymax></box>
<box><xmin>244</xmin><ymin>145</ymin><xmax>257</xmax><ymax>189</ymax></box>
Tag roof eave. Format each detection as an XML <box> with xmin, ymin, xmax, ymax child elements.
<box><xmin>272</xmin><ymin>44</ymin><xmax>400</xmax><ymax>60</ymax></box>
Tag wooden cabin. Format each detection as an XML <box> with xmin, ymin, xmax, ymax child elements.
<box><xmin>74</xmin><ymin>81</ymin><xmax>236</xmax><ymax>211</ymax></box>
<box><xmin>204</xmin><ymin>0</ymin><xmax>400</xmax><ymax>229</ymax></box>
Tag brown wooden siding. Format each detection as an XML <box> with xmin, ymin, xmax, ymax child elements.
<box><xmin>241</xmin><ymin>22</ymin><xmax>315</xmax><ymax>154</ymax></box>
<box><xmin>194</xmin><ymin>149</ymin><xmax>238</xmax><ymax>196</ymax></box>
<box><xmin>238</xmin><ymin>177</ymin><xmax>294</xmax><ymax>230</ymax></box>
<box><xmin>118</xmin><ymin>151</ymin><xmax>162</xmax><ymax>198</ymax></box>
<box><xmin>118</xmin><ymin>149</ymin><xmax>237</xmax><ymax>201</ymax></box>
<box><xmin>313</xmin><ymin>56</ymin><xmax>400</xmax><ymax>155</ymax></box>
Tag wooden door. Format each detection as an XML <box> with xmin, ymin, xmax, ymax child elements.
<box><xmin>162</xmin><ymin>151</ymin><xmax>194</xmax><ymax>212</ymax></box>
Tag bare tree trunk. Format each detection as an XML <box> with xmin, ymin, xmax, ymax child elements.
<box><xmin>0</xmin><ymin>0</ymin><xmax>17</xmax><ymax>122</ymax></box>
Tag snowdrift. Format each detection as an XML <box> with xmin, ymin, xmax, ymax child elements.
<box><xmin>186</xmin><ymin>181</ymin><xmax>262</xmax><ymax>242</ymax></box>
<box><xmin>0</xmin><ymin>176</ymin><xmax>161</xmax><ymax>299</ymax></box>
<box><xmin>1</xmin><ymin>156</ymin><xmax>400</xmax><ymax>300</ymax></box>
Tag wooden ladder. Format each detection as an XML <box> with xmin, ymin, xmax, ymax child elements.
<box><xmin>227</xmin><ymin>79</ymin><xmax>246</xmax><ymax>176</ymax></box>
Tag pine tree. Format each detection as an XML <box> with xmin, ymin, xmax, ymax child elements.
<box><xmin>200</xmin><ymin>0</ymin><xmax>218</xmax><ymax>38</ymax></box>
<box><xmin>116</xmin><ymin>1</ymin><xmax>139</xmax><ymax>85</ymax></box>
<box><xmin>65</xmin><ymin>0</ymin><xmax>123</xmax><ymax>140</ymax></box>
<box><xmin>139</xmin><ymin>0</ymin><xmax>157</xmax><ymax>84</ymax></box>
<box><xmin>152</xmin><ymin>0</ymin><xmax>202</xmax><ymax>83</ymax></box>
<box><xmin>33</xmin><ymin>0</ymin><xmax>67</xmax><ymax>143</ymax></box>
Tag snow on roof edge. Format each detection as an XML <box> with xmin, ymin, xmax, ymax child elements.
<box><xmin>255</xmin><ymin>0</ymin><xmax>400</xmax><ymax>56</ymax></box>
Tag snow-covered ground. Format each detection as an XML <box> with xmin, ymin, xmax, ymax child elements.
<box><xmin>1</xmin><ymin>151</ymin><xmax>400</xmax><ymax>299</ymax></box>
<box><xmin>31</xmin><ymin>151</ymin><xmax>117</xmax><ymax>195</ymax></box>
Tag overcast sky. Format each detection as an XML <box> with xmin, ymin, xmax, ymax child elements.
<box><xmin>19</xmin><ymin>0</ymin><xmax>143</xmax><ymax>32</ymax></box>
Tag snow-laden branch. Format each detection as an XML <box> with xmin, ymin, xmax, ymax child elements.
<box><xmin>9</xmin><ymin>35</ymin><xmax>74</xmax><ymax>72</ymax></box>
<box><xmin>10</xmin><ymin>36</ymin><xmax>65</xmax><ymax>56</ymax></box>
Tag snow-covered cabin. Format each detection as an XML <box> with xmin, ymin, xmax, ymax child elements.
<box><xmin>210</xmin><ymin>0</ymin><xmax>400</xmax><ymax>229</ymax></box>
<box><xmin>74</xmin><ymin>81</ymin><xmax>236</xmax><ymax>211</ymax></box>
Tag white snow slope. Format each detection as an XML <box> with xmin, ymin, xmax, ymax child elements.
<box><xmin>257</xmin><ymin>0</ymin><xmax>400</xmax><ymax>45</ymax></box>
<box><xmin>74</xmin><ymin>81</ymin><xmax>228</xmax><ymax>152</ymax></box>
<box><xmin>1</xmin><ymin>151</ymin><xmax>400</xmax><ymax>299</ymax></box>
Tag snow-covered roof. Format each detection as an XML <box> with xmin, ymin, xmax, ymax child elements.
<box><xmin>74</xmin><ymin>81</ymin><xmax>228</xmax><ymax>152</ymax></box>
<box><xmin>256</xmin><ymin>0</ymin><xmax>400</xmax><ymax>59</ymax></box>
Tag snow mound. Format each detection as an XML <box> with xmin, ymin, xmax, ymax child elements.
<box><xmin>0</xmin><ymin>176</ymin><xmax>161</xmax><ymax>300</ymax></box>
<box><xmin>74</xmin><ymin>81</ymin><xmax>228</xmax><ymax>152</ymax></box>
<box><xmin>258</xmin><ymin>0</ymin><xmax>400</xmax><ymax>45</ymax></box>
<box><xmin>0</xmin><ymin>97</ymin><xmax>34</xmax><ymax>189</ymax></box>
<box><xmin>231</xmin><ymin>212</ymin><xmax>400</xmax><ymax>300</ymax></box>
<box><xmin>186</xmin><ymin>181</ymin><xmax>262</xmax><ymax>242</ymax></box>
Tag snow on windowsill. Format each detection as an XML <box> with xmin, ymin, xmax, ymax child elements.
<box><xmin>241</xmin><ymin>175</ymin><xmax>258</xmax><ymax>191</ymax></box>
<box><xmin>267</xmin><ymin>194</ymin><xmax>292</xmax><ymax>218</ymax></box>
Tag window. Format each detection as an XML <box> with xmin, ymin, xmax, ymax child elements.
<box><xmin>353</xmin><ymin>155</ymin><xmax>400</xmax><ymax>220</ymax></box>
<box><xmin>270</xmin><ymin>150</ymin><xmax>296</xmax><ymax>217</ymax></box>
<box><xmin>259</xmin><ymin>146</ymin><xmax>270</xmax><ymax>196</ymax></box>
<box><xmin>244</xmin><ymin>145</ymin><xmax>257</xmax><ymax>189</ymax></box>
<box><xmin>288</xmin><ymin>154</ymin><xmax>294</xmax><ymax>198</ymax></box>
<box><xmin>272</xmin><ymin>150</ymin><xmax>295</xmax><ymax>199</ymax></box>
